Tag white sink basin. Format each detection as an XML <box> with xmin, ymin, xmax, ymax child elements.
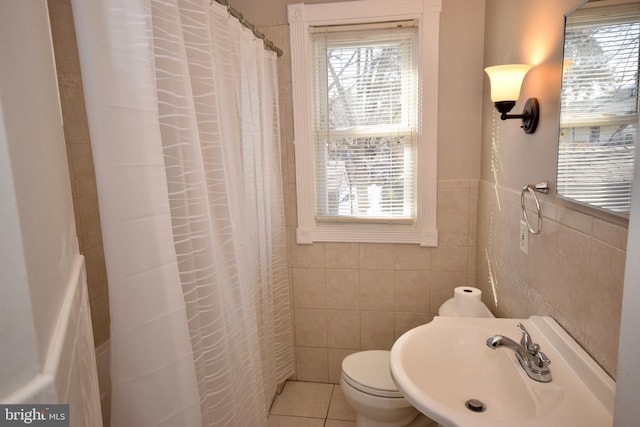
<box><xmin>390</xmin><ymin>316</ymin><xmax>614</xmax><ymax>427</ymax></box>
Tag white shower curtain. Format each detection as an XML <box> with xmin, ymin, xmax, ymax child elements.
<box><xmin>70</xmin><ymin>0</ymin><xmax>294</xmax><ymax>425</ymax></box>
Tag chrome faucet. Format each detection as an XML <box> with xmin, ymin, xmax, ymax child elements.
<box><xmin>486</xmin><ymin>323</ymin><xmax>552</xmax><ymax>382</ymax></box>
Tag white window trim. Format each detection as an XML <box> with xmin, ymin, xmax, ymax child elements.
<box><xmin>288</xmin><ymin>0</ymin><xmax>440</xmax><ymax>247</ymax></box>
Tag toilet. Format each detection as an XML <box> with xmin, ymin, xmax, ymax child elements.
<box><xmin>340</xmin><ymin>287</ymin><xmax>493</xmax><ymax>427</ymax></box>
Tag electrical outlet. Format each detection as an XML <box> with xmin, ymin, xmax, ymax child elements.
<box><xmin>520</xmin><ymin>219</ymin><xmax>529</xmax><ymax>255</ymax></box>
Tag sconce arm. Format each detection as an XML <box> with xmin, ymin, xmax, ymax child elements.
<box><xmin>493</xmin><ymin>98</ymin><xmax>539</xmax><ymax>134</ymax></box>
<box><xmin>501</xmin><ymin>112</ymin><xmax>528</xmax><ymax>120</ymax></box>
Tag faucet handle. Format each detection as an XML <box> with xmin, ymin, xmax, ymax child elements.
<box><xmin>516</xmin><ymin>325</ymin><xmax>551</xmax><ymax>369</ymax></box>
<box><xmin>534</xmin><ymin>351</ymin><xmax>551</xmax><ymax>368</ymax></box>
<box><xmin>516</xmin><ymin>323</ymin><xmax>535</xmax><ymax>353</ymax></box>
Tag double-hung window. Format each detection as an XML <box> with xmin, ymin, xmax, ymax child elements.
<box><xmin>288</xmin><ymin>0</ymin><xmax>441</xmax><ymax>246</ymax></box>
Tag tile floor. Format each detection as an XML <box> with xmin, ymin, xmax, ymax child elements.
<box><xmin>268</xmin><ymin>381</ymin><xmax>356</xmax><ymax>427</ymax></box>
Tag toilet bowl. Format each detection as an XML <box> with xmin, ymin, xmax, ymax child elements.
<box><xmin>341</xmin><ymin>287</ymin><xmax>493</xmax><ymax>427</ymax></box>
<box><xmin>341</xmin><ymin>350</ymin><xmax>431</xmax><ymax>427</ymax></box>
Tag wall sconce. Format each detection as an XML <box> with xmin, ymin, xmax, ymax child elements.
<box><xmin>484</xmin><ymin>64</ymin><xmax>539</xmax><ymax>134</ymax></box>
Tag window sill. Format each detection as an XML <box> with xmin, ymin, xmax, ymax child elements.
<box><xmin>296</xmin><ymin>225</ymin><xmax>438</xmax><ymax>247</ymax></box>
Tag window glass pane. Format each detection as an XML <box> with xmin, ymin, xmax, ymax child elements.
<box><xmin>312</xmin><ymin>25</ymin><xmax>417</xmax><ymax>220</ymax></box>
<box><xmin>319</xmin><ymin>135</ymin><xmax>414</xmax><ymax>217</ymax></box>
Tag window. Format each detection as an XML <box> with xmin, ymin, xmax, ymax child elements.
<box><xmin>312</xmin><ymin>23</ymin><xmax>417</xmax><ymax>222</ymax></box>
<box><xmin>557</xmin><ymin>2</ymin><xmax>640</xmax><ymax>214</ymax></box>
<box><xmin>288</xmin><ymin>0</ymin><xmax>441</xmax><ymax>246</ymax></box>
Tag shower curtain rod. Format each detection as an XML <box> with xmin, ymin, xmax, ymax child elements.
<box><xmin>211</xmin><ymin>0</ymin><xmax>283</xmax><ymax>57</ymax></box>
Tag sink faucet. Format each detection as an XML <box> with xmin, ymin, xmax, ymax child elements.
<box><xmin>486</xmin><ymin>323</ymin><xmax>552</xmax><ymax>382</ymax></box>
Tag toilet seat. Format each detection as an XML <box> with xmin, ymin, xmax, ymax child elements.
<box><xmin>342</xmin><ymin>350</ymin><xmax>404</xmax><ymax>398</ymax></box>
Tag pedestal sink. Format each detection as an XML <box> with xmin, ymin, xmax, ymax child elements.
<box><xmin>390</xmin><ymin>316</ymin><xmax>614</xmax><ymax>427</ymax></box>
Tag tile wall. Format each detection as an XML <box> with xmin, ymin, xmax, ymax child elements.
<box><xmin>287</xmin><ymin>181</ymin><xmax>480</xmax><ymax>383</ymax></box>
<box><xmin>47</xmin><ymin>0</ymin><xmax>110</xmax><ymax>347</ymax></box>
<box><xmin>476</xmin><ymin>180</ymin><xmax>627</xmax><ymax>377</ymax></box>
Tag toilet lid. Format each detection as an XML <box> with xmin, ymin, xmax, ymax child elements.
<box><xmin>342</xmin><ymin>350</ymin><xmax>403</xmax><ymax>398</ymax></box>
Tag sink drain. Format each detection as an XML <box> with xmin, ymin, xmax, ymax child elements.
<box><xmin>465</xmin><ymin>399</ymin><xmax>486</xmax><ymax>413</ymax></box>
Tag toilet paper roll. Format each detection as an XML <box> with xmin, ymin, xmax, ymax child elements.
<box><xmin>453</xmin><ymin>286</ymin><xmax>482</xmax><ymax>316</ymax></box>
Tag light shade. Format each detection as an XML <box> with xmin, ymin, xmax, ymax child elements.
<box><xmin>484</xmin><ymin>64</ymin><xmax>532</xmax><ymax>102</ymax></box>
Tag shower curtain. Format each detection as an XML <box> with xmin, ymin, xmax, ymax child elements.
<box><xmin>70</xmin><ymin>0</ymin><xmax>294</xmax><ymax>425</ymax></box>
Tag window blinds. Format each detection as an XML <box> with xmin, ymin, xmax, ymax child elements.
<box><xmin>311</xmin><ymin>23</ymin><xmax>418</xmax><ymax>221</ymax></box>
<box><xmin>557</xmin><ymin>3</ymin><xmax>640</xmax><ymax>213</ymax></box>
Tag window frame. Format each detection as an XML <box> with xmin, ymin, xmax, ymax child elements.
<box><xmin>312</xmin><ymin>23</ymin><xmax>418</xmax><ymax>222</ymax></box>
<box><xmin>288</xmin><ymin>0</ymin><xmax>441</xmax><ymax>246</ymax></box>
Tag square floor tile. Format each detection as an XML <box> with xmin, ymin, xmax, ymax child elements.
<box><xmin>269</xmin><ymin>381</ymin><xmax>333</xmax><ymax>418</ymax></box>
<box><xmin>327</xmin><ymin>385</ymin><xmax>356</xmax><ymax>421</ymax></box>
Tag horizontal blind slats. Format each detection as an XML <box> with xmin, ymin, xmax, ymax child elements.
<box><xmin>312</xmin><ymin>24</ymin><xmax>418</xmax><ymax>220</ymax></box>
<box><xmin>557</xmin><ymin>2</ymin><xmax>639</xmax><ymax>214</ymax></box>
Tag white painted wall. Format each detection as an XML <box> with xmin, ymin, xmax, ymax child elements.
<box><xmin>481</xmin><ymin>0</ymin><xmax>580</xmax><ymax>190</ymax></box>
<box><xmin>0</xmin><ymin>91</ymin><xmax>40</xmax><ymax>400</ymax></box>
<box><xmin>0</xmin><ymin>0</ymin><xmax>79</xmax><ymax>360</ymax></box>
<box><xmin>0</xmin><ymin>1</ymin><xmax>102</xmax><ymax>423</ymax></box>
